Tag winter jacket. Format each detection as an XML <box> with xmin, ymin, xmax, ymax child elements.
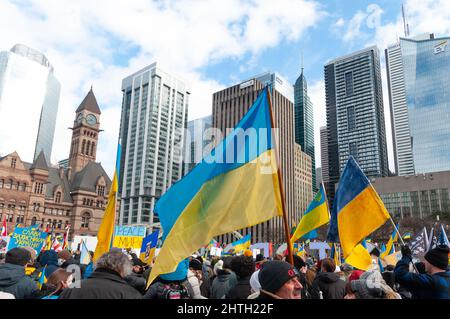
<box><xmin>61</xmin><ymin>257</ymin><xmax>79</xmax><ymax>269</ymax></box>
<box><xmin>311</xmin><ymin>272</ymin><xmax>346</xmax><ymax>299</ymax></box>
<box><xmin>124</xmin><ymin>272</ymin><xmax>147</xmax><ymax>294</ymax></box>
<box><xmin>210</xmin><ymin>270</ymin><xmax>237</xmax><ymax>299</ymax></box>
<box><xmin>394</xmin><ymin>256</ymin><xmax>450</xmax><ymax>299</ymax></box>
<box><xmin>38</xmin><ymin>250</ymin><xmax>60</xmax><ymax>278</ymax></box>
<box><xmin>187</xmin><ymin>269</ymin><xmax>207</xmax><ymax>299</ymax></box>
<box><xmin>0</xmin><ymin>263</ymin><xmax>40</xmax><ymax>299</ymax></box>
<box><xmin>225</xmin><ymin>275</ymin><xmax>252</xmax><ymax>299</ymax></box>
<box><xmin>59</xmin><ymin>268</ymin><xmax>142</xmax><ymax>299</ymax></box>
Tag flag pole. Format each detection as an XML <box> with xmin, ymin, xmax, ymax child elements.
<box><xmin>266</xmin><ymin>85</ymin><xmax>294</xmax><ymax>266</ymax></box>
<box><xmin>387</xmin><ymin>217</ymin><xmax>419</xmax><ymax>273</ymax></box>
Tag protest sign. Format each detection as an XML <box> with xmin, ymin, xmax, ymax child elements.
<box><xmin>113</xmin><ymin>226</ymin><xmax>147</xmax><ymax>249</ymax></box>
<box><xmin>0</xmin><ymin>236</ymin><xmax>10</xmax><ymax>254</ymax></box>
<box><xmin>7</xmin><ymin>226</ymin><xmax>47</xmax><ymax>253</ymax></box>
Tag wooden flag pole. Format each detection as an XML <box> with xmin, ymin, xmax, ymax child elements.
<box><xmin>266</xmin><ymin>86</ymin><xmax>294</xmax><ymax>266</ymax></box>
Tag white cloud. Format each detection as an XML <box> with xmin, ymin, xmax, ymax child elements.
<box><xmin>334</xmin><ymin>18</ymin><xmax>345</xmax><ymax>28</ymax></box>
<box><xmin>0</xmin><ymin>0</ymin><xmax>325</xmax><ymax>176</ymax></box>
<box><xmin>342</xmin><ymin>11</ymin><xmax>368</xmax><ymax>42</ymax></box>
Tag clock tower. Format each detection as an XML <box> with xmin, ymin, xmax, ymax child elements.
<box><xmin>68</xmin><ymin>88</ymin><xmax>101</xmax><ymax>173</ymax></box>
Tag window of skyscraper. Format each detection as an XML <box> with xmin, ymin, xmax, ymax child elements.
<box><xmin>349</xmin><ymin>142</ymin><xmax>358</xmax><ymax>161</ymax></box>
<box><xmin>345</xmin><ymin>71</ymin><xmax>353</xmax><ymax>96</ymax></box>
<box><xmin>347</xmin><ymin>105</ymin><xmax>356</xmax><ymax>130</ymax></box>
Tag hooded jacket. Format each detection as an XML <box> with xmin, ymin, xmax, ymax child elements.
<box><xmin>311</xmin><ymin>272</ymin><xmax>346</xmax><ymax>299</ymax></box>
<box><xmin>0</xmin><ymin>263</ymin><xmax>39</xmax><ymax>299</ymax></box>
<box><xmin>225</xmin><ymin>275</ymin><xmax>252</xmax><ymax>299</ymax></box>
<box><xmin>210</xmin><ymin>269</ymin><xmax>237</xmax><ymax>299</ymax></box>
<box><xmin>59</xmin><ymin>268</ymin><xmax>142</xmax><ymax>299</ymax></box>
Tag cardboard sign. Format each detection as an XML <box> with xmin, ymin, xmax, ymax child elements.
<box><xmin>0</xmin><ymin>236</ymin><xmax>10</xmax><ymax>254</ymax></box>
<box><xmin>309</xmin><ymin>242</ymin><xmax>331</xmax><ymax>260</ymax></box>
<box><xmin>113</xmin><ymin>236</ymin><xmax>144</xmax><ymax>249</ymax></box>
<box><xmin>114</xmin><ymin>226</ymin><xmax>146</xmax><ymax>237</ymax></box>
<box><xmin>8</xmin><ymin>226</ymin><xmax>47</xmax><ymax>254</ymax></box>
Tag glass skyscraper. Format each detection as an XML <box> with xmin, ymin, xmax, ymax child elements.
<box><xmin>118</xmin><ymin>63</ymin><xmax>189</xmax><ymax>228</ymax></box>
<box><xmin>183</xmin><ymin>115</ymin><xmax>212</xmax><ymax>175</ymax></box>
<box><xmin>0</xmin><ymin>44</ymin><xmax>61</xmax><ymax>162</ymax></box>
<box><xmin>386</xmin><ymin>34</ymin><xmax>450</xmax><ymax>175</ymax></box>
<box><xmin>325</xmin><ymin>46</ymin><xmax>388</xmax><ymax>205</ymax></box>
<box><xmin>294</xmin><ymin>69</ymin><xmax>316</xmax><ymax>192</ymax></box>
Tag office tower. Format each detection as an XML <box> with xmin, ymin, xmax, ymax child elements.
<box><xmin>212</xmin><ymin>72</ymin><xmax>300</xmax><ymax>244</ymax></box>
<box><xmin>320</xmin><ymin>126</ymin><xmax>329</xmax><ymax>186</ymax></box>
<box><xmin>325</xmin><ymin>46</ymin><xmax>388</xmax><ymax>205</ymax></box>
<box><xmin>294</xmin><ymin>143</ymin><xmax>313</xmax><ymax>220</ymax></box>
<box><xmin>294</xmin><ymin>69</ymin><xmax>316</xmax><ymax>192</ymax></box>
<box><xmin>119</xmin><ymin>63</ymin><xmax>189</xmax><ymax>228</ymax></box>
<box><xmin>0</xmin><ymin>44</ymin><xmax>61</xmax><ymax>162</ymax></box>
<box><xmin>183</xmin><ymin>115</ymin><xmax>212</xmax><ymax>175</ymax></box>
<box><xmin>386</xmin><ymin>33</ymin><xmax>450</xmax><ymax>175</ymax></box>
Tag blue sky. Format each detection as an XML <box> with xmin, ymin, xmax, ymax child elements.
<box><xmin>1</xmin><ymin>0</ymin><xmax>450</xmax><ymax>176</ymax></box>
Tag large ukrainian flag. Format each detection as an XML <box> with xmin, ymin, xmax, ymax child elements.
<box><xmin>327</xmin><ymin>156</ymin><xmax>390</xmax><ymax>260</ymax></box>
<box><xmin>290</xmin><ymin>183</ymin><xmax>329</xmax><ymax>244</ymax></box>
<box><xmin>147</xmin><ymin>88</ymin><xmax>283</xmax><ymax>286</ymax></box>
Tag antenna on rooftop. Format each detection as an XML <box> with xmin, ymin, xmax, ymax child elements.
<box><xmin>402</xmin><ymin>3</ymin><xmax>410</xmax><ymax>37</ymax></box>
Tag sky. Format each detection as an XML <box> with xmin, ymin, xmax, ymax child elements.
<box><xmin>1</xmin><ymin>0</ymin><xmax>450</xmax><ymax>177</ymax></box>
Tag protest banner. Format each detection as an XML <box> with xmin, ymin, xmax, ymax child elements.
<box><xmin>113</xmin><ymin>226</ymin><xmax>147</xmax><ymax>249</ymax></box>
<box><xmin>7</xmin><ymin>226</ymin><xmax>47</xmax><ymax>253</ymax></box>
<box><xmin>0</xmin><ymin>236</ymin><xmax>10</xmax><ymax>254</ymax></box>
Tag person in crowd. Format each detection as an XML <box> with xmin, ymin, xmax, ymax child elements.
<box><xmin>225</xmin><ymin>255</ymin><xmax>255</xmax><ymax>299</ymax></box>
<box><xmin>0</xmin><ymin>248</ymin><xmax>39</xmax><ymax>299</ymax></box>
<box><xmin>41</xmin><ymin>269</ymin><xmax>74</xmax><ymax>299</ymax></box>
<box><xmin>311</xmin><ymin>258</ymin><xmax>346</xmax><ymax>299</ymax></box>
<box><xmin>255</xmin><ymin>254</ymin><xmax>266</xmax><ymax>270</ymax></box>
<box><xmin>37</xmin><ymin>250</ymin><xmax>60</xmax><ymax>279</ymax></box>
<box><xmin>22</xmin><ymin>247</ymin><xmax>37</xmax><ymax>276</ymax></box>
<box><xmin>257</xmin><ymin>260</ymin><xmax>302</xmax><ymax>299</ymax></box>
<box><xmin>414</xmin><ymin>261</ymin><xmax>427</xmax><ymax>274</ymax></box>
<box><xmin>145</xmin><ymin>259</ymin><xmax>193</xmax><ymax>299</ymax></box>
<box><xmin>247</xmin><ymin>269</ymin><xmax>261</xmax><ymax>299</ymax></box>
<box><xmin>394</xmin><ymin>245</ymin><xmax>450</xmax><ymax>299</ymax></box>
<box><xmin>189</xmin><ymin>258</ymin><xmax>209</xmax><ymax>298</ymax></box>
<box><xmin>293</xmin><ymin>255</ymin><xmax>310</xmax><ymax>299</ymax></box>
<box><xmin>210</xmin><ymin>257</ymin><xmax>237</xmax><ymax>299</ymax></box>
<box><xmin>59</xmin><ymin>248</ymin><xmax>142</xmax><ymax>299</ymax></box>
<box><xmin>347</xmin><ymin>271</ymin><xmax>401</xmax><ymax>299</ymax></box>
<box><xmin>186</xmin><ymin>259</ymin><xmax>207</xmax><ymax>299</ymax></box>
<box><xmin>57</xmin><ymin>250</ymin><xmax>78</xmax><ymax>269</ymax></box>
<box><xmin>125</xmin><ymin>257</ymin><xmax>147</xmax><ymax>294</ymax></box>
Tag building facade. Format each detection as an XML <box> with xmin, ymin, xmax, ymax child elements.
<box><xmin>386</xmin><ymin>34</ymin><xmax>450</xmax><ymax>175</ymax></box>
<box><xmin>294</xmin><ymin>69</ymin><xmax>316</xmax><ymax>192</ymax></box>
<box><xmin>183</xmin><ymin>115</ymin><xmax>212</xmax><ymax>175</ymax></box>
<box><xmin>0</xmin><ymin>90</ymin><xmax>111</xmax><ymax>239</ymax></box>
<box><xmin>0</xmin><ymin>44</ymin><xmax>61</xmax><ymax>162</ymax></box>
<box><xmin>212</xmin><ymin>72</ymin><xmax>301</xmax><ymax>244</ymax></box>
<box><xmin>372</xmin><ymin>170</ymin><xmax>450</xmax><ymax>219</ymax></box>
<box><xmin>118</xmin><ymin>63</ymin><xmax>189</xmax><ymax>229</ymax></box>
<box><xmin>325</xmin><ymin>46</ymin><xmax>389</xmax><ymax>205</ymax></box>
<box><xmin>294</xmin><ymin>143</ymin><xmax>313</xmax><ymax>221</ymax></box>
<box><xmin>320</xmin><ymin>126</ymin><xmax>329</xmax><ymax>185</ymax></box>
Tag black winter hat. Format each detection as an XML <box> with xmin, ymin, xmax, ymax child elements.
<box><xmin>5</xmin><ymin>248</ymin><xmax>31</xmax><ymax>266</ymax></box>
<box><xmin>259</xmin><ymin>261</ymin><xmax>299</xmax><ymax>294</ymax></box>
<box><xmin>424</xmin><ymin>245</ymin><xmax>450</xmax><ymax>270</ymax></box>
<box><xmin>189</xmin><ymin>258</ymin><xmax>203</xmax><ymax>271</ymax></box>
<box><xmin>293</xmin><ymin>255</ymin><xmax>306</xmax><ymax>271</ymax></box>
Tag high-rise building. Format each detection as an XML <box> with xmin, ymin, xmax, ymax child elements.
<box><xmin>294</xmin><ymin>69</ymin><xmax>316</xmax><ymax>192</ymax></box>
<box><xmin>320</xmin><ymin>126</ymin><xmax>329</xmax><ymax>185</ymax></box>
<box><xmin>0</xmin><ymin>44</ymin><xmax>61</xmax><ymax>162</ymax></box>
<box><xmin>294</xmin><ymin>143</ymin><xmax>313</xmax><ymax>220</ymax></box>
<box><xmin>118</xmin><ymin>63</ymin><xmax>189</xmax><ymax>228</ymax></box>
<box><xmin>325</xmin><ymin>46</ymin><xmax>388</xmax><ymax>205</ymax></box>
<box><xmin>212</xmin><ymin>72</ymin><xmax>298</xmax><ymax>244</ymax></box>
<box><xmin>386</xmin><ymin>33</ymin><xmax>450</xmax><ymax>175</ymax></box>
<box><xmin>183</xmin><ymin>115</ymin><xmax>212</xmax><ymax>175</ymax></box>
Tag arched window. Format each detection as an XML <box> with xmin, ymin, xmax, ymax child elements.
<box><xmin>86</xmin><ymin>141</ymin><xmax>91</xmax><ymax>156</ymax></box>
<box><xmin>55</xmin><ymin>192</ymin><xmax>62</xmax><ymax>203</ymax></box>
<box><xmin>81</xmin><ymin>212</ymin><xmax>91</xmax><ymax>228</ymax></box>
<box><xmin>57</xmin><ymin>220</ymin><xmax>62</xmax><ymax>229</ymax></box>
<box><xmin>81</xmin><ymin>139</ymin><xmax>86</xmax><ymax>154</ymax></box>
<box><xmin>90</xmin><ymin>142</ymin><xmax>95</xmax><ymax>156</ymax></box>
<box><xmin>7</xmin><ymin>179</ymin><xmax>13</xmax><ymax>189</ymax></box>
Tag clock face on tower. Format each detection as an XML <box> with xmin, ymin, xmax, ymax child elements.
<box><xmin>86</xmin><ymin>114</ymin><xmax>97</xmax><ymax>126</ymax></box>
<box><xmin>76</xmin><ymin>113</ymin><xmax>83</xmax><ymax>124</ymax></box>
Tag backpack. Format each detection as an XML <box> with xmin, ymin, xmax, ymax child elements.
<box><xmin>156</xmin><ymin>282</ymin><xmax>191</xmax><ymax>299</ymax></box>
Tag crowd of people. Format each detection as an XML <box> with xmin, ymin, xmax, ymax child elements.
<box><xmin>0</xmin><ymin>243</ymin><xmax>448</xmax><ymax>299</ymax></box>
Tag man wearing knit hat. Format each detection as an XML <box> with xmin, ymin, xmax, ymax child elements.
<box><xmin>257</xmin><ymin>260</ymin><xmax>303</xmax><ymax>299</ymax></box>
<box><xmin>394</xmin><ymin>244</ymin><xmax>450</xmax><ymax>299</ymax></box>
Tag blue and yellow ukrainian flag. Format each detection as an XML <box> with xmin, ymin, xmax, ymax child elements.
<box><xmin>330</xmin><ymin>243</ymin><xmax>341</xmax><ymax>266</ymax></box>
<box><xmin>93</xmin><ymin>141</ymin><xmax>121</xmax><ymax>261</ymax></box>
<box><xmin>140</xmin><ymin>229</ymin><xmax>159</xmax><ymax>264</ymax></box>
<box><xmin>37</xmin><ymin>266</ymin><xmax>47</xmax><ymax>290</ymax></box>
<box><xmin>232</xmin><ymin>234</ymin><xmax>251</xmax><ymax>253</ymax></box>
<box><xmin>327</xmin><ymin>156</ymin><xmax>390</xmax><ymax>266</ymax></box>
<box><xmin>291</xmin><ymin>183</ymin><xmax>329</xmax><ymax>244</ymax></box>
<box><xmin>147</xmin><ymin>87</ymin><xmax>283</xmax><ymax>287</ymax></box>
<box><xmin>381</xmin><ymin>225</ymin><xmax>399</xmax><ymax>258</ymax></box>
<box><xmin>79</xmin><ymin>240</ymin><xmax>92</xmax><ymax>265</ymax></box>
<box><xmin>403</xmin><ymin>232</ymin><xmax>412</xmax><ymax>240</ymax></box>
